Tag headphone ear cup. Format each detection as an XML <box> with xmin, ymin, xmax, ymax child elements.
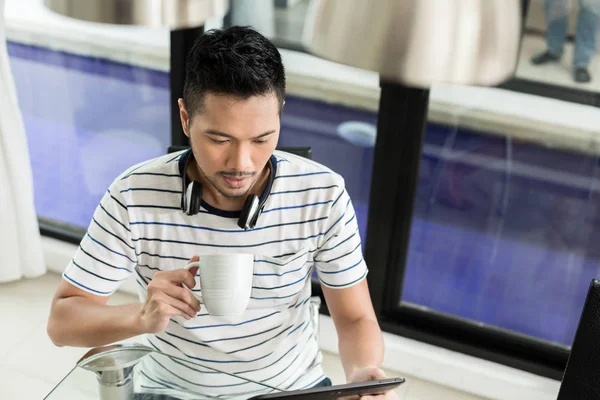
<box><xmin>238</xmin><ymin>195</ymin><xmax>260</xmax><ymax>230</ymax></box>
<box><xmin>188</xmin><ymin>181</ymin><xmax>203</xmax><ymax>215</ymax></box>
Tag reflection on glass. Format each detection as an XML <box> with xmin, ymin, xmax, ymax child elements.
<box><xmin>402</xmin><ymin>84</ymin><xmax>600</xmax><ymax>346</ymax></box>
<box><xmin>44</xmin><ymin>343</ymin><xmax>284</xmax><ymax>399</ymax></box>
<box><xmin>134</xmin><ymin>350</ymin><xmax>282</xmax><ymax>399</ymax></box>
<box><xmin>226</xmin><ymin>0</ymin><xmax>312</xmax><ymax>47</ymax></box>
<box><xmin>517</xmin><ymin>0</ymin><xmax>600</xmax><ymax>88</ymax></box>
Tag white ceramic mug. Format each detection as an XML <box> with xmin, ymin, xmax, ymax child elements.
<box><xmin>184</xmin><ymin>253</ymin><xmax>254</xmax><ymax>316</ymax></box>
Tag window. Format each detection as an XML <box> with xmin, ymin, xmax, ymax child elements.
<box><xmin>8</xmin><ymin>35</ymin><xmax>170</xmax><ymax>231</ymax></box>
<box><xmin>402</xmin><ymin>83</ymin><xmax>600</xmax><ymax>347</ymax></box>
<box><xmin>367</xmin><ymin>0</ymin><xmax>600</xmax><ymax>378</ymax></box>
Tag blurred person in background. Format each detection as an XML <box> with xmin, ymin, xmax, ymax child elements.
<box><xmin>531</xmin><ymin>0</ymin><xmax>600</xmax><ymax>82</ymax></box>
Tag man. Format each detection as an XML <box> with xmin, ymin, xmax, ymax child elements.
<box><xmin>531</xmin><ymin>0</ymin><xmax>600</xmax><ymax>83</ymax></box>
<box><xmin>47</xmin><ymin>26</ymin><xmax>396</xmax><ymax>399</ymax></box>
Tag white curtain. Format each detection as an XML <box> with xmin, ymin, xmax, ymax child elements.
<box><xmin>0</xmin><ymin>0</ymin><xmax>45</xmax><ymax>282</ymax></box>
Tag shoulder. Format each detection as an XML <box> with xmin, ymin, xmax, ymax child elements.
<box><xmin>107</xmin><ymin>150</ymin><xmax>185</xmax><ymax>199</ymax></box>
<box><xmin>272</xmin><ymin>150</ymin><xmax>346</xmax><ymax>197</ymax></box>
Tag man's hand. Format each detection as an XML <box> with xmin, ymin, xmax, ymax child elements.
<box><xmin>347</xmin><ymin>367</ymin><xmax>400</xmax><ymax>399</ymax></box>
<box><xmin>138</xmin><ymin>256</ymin><xmax>201</xmax><ymax>334</ymax></box>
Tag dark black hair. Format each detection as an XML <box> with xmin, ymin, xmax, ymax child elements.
<box><xmin>182</xmin><ymin>26</ymin><xmax>286</xmax><ymax>119</ymax></box>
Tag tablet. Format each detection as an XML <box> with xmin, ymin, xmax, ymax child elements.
<box><xmin>249</xmin><ymin>377</ymin><xmax>405</xmax><ymax>399</ymax></box>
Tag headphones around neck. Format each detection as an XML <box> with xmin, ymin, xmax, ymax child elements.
<box><xmin>180</xmin><ymin>151</ymin><xmax>274</xmax><ymax>230</ymax></box>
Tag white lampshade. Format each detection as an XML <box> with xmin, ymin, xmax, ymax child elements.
<box><xmin>302</xmin><ymin>0</ymin><xmax>522</xmax><ymax>87</ymax></box>
<box><xmin>44</xmin><ymin>0</ymin><xmax>229</xmax><ymax>29</ymax></box>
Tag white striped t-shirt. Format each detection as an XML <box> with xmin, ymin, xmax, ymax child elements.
<box><xmin>63</xmin><ymin>149</ymin><xmax>368</xmax><ymax>398</ymax></box>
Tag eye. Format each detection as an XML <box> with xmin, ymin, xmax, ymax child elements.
<box><xmin>254</xmin><ymin>139</ymin><xmax>268</xmax><ymax>145</ymax></box>
<box><xmin>210</xmin><ymin>138</ymin><xmax>228</xmax><ymax>144</ymax></box>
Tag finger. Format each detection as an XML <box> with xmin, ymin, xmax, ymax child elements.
<box><xmin>155</xmin><ymin>300</ymin><xmax>195</xmax><ymax>320</ymax></box>
<box><xmin>370</xmin><ymin>368</ymin><xmax>388</xmax><ymax>380</ymax></box>
<box><xmin>349</xmin><ymin>368</ymin><xmax>387</xmax><ymax>385</ymax></box>
<box><xmin>364</xmin><ymin>368</ymin><xmax>387</xmax><ymax>381</ymax></box>
<box><xmin>188</xmin><ymin>255</ymin><xmax>200</xmax><ymax>263</ymax></box>
<box><xmin>157</xmin><ymin>268</ymin><xmax>197</xmax><ymax>288</ymax></box>
<box><xmin>161</xmin><ymin>284</ymin><xmax>201</xmax><ymax>312</ymax></box>
<box><xmin>147</xmin><ymin>276</ymin><xmax>200</xmax><ymax>311</ymax></box>
<box><xmin>153</xmin><ymin>291</ymin><xmax>198</xmax><ymax>319</ymax></box>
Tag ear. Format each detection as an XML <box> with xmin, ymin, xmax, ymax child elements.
<box><xmin>178</xmin><ymin>98</ymin><xmax>190</xmax><ymax>138</ymax></box>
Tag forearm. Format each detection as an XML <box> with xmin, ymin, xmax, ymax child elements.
<box><xmin>48</xmin><ymin>297</ymin><xmax>145</xmax><ymax>347</ymax></box>
<box><xmin>337</xmin><ymin>317</ymin><xmax>384</xmax><ymax>380</ymax></box>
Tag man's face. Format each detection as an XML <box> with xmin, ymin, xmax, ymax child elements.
<box><xmin>180</xmin><ymin>92</ymin><xmax>280</xmax><ymax>199</ymax></box>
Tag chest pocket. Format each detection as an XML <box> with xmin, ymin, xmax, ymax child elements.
<box><xmin>249</xmin><ymin>248</ymin><xmax>312</xmax><ymax>310</ymax></box>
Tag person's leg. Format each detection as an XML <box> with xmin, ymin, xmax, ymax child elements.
<box><xmin>573</xmin><ymin>0</ymin><xmax>600</xmax><ymax>81</ymax></box>
<box><xmin>532</xmin><ymin>0</ymin><xmax>571</xmax><ymax>64</ymax></box>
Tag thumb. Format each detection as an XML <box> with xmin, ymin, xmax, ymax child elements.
<box><xmin>349</xmin><ymin>367</ymin><xmax>387</xmax><ymax>383</ymax></box>
<box><xmin>371</xmin><ymin>368</ymin><xmax>388</xmax><ymax>379</ymax></box>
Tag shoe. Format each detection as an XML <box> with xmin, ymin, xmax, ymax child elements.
<box><xmin>531</xmin><ymin>51</ymin><xmax>561</xmax><ymax>65</ymax></box>
<box><xmin>574</xmin><ymin>67</ymin><xmax>591</xmax><ymax>83</ymax></box>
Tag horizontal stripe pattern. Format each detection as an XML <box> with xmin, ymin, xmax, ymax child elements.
<box><xmin>62</xmin><ymin>150</ymin><xmax>366</xmax><ymax>397</ymax></box>
<box><xmin>314</xmin><ymin>186</ymin><xmax>368</xmax><ymax>288</ymax></box>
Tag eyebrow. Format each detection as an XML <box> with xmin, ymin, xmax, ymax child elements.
<box><xmin>204</xmin><ymin>129</ymin><xmax>276</xmax><ymax>140</ymax></box>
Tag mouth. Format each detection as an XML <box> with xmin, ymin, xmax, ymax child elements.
<box><xmin>222</xmin><ymin>175</ymin><xmax>249</xmax><ymax>188</ymax></box>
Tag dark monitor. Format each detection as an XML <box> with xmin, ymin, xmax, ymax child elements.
<box><xmin>557</xmin><ymin>279</ymin><xmax>600</xmax><ymax>399</ymax></box>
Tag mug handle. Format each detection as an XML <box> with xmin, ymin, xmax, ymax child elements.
<box><xmin>183</xmin><ymin>261</ymin><xmax>202</xmax><ymax>304</ymax></box>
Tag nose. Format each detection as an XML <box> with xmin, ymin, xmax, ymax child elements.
<box><xmin>226</xmin><ymin>142</ymin><xmax>253</xmax><ymax>173</ymax></box>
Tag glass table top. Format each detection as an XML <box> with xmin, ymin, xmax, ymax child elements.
<box><xmin>43</xmin><ymin>343</ymin><xmax>285</xmax><ymax>400</ymax></box>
